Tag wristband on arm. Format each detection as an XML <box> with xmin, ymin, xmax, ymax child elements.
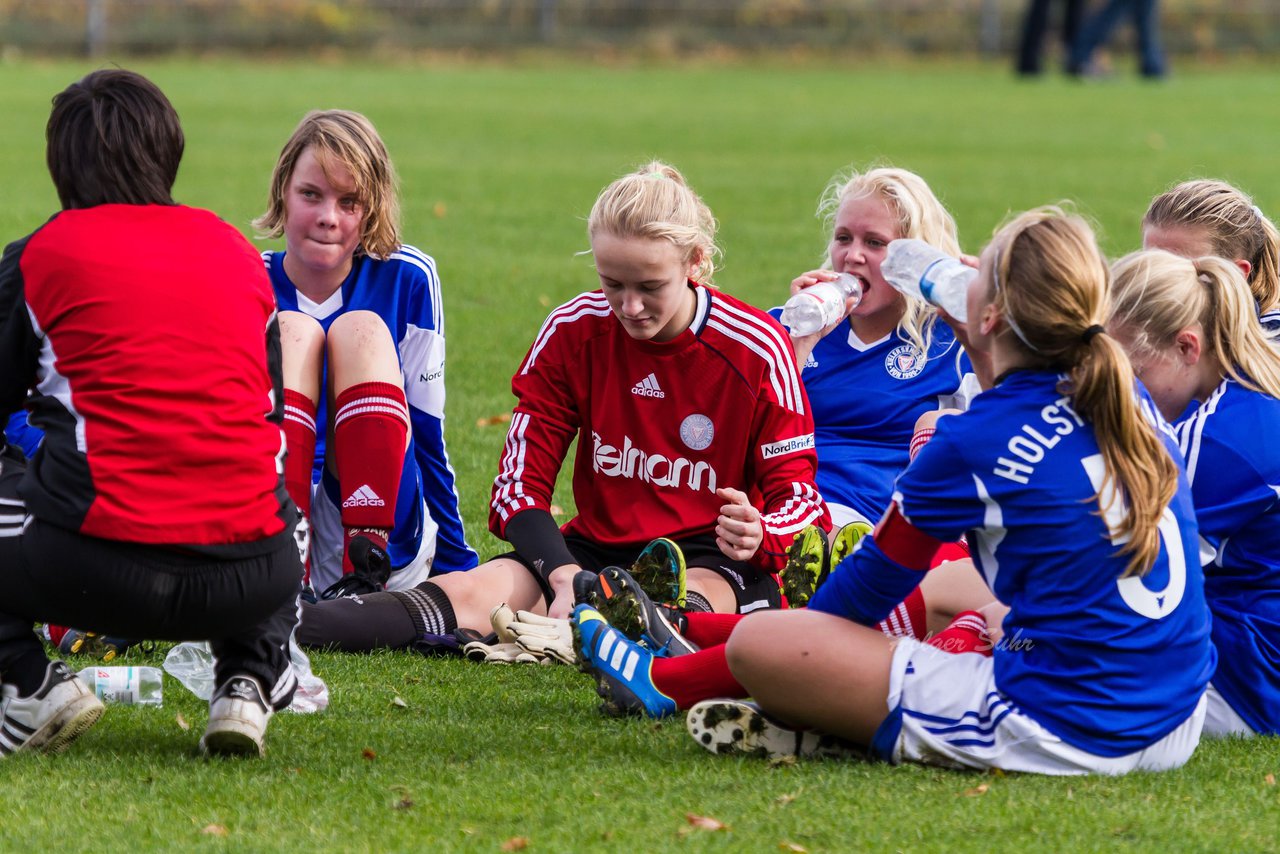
<box><xmin>504</xmin><ymin>509</ymin><xmax>577</xmax><ymax>585</ymax></box>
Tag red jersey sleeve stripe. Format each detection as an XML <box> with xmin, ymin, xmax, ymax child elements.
<box><xmin>762</xmin><ymin>482</ymin><xmax>826</xmax><ymax>535</ymax></box>
<box><xmin>521</xmin><ymin>293</ymin><xmax>612</xmax><ymax>375</ymax></box>
<box><xmin>706</xmin><ymin>302</ymin><xmax>805</xmax><ymax>416</ymax></box>
<box><xmin>492</xmin><ymin>411</ymin><xmax>538</xmax><ymax>521</ymax></box>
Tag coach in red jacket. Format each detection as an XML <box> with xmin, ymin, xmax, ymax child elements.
<box><xmin>0</xmin><ymin>69</ymin><xmax>300</xmax><ymax>758</ymax></box>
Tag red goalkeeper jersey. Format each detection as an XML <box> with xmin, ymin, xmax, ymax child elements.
<box><xmin>490</xmin><ymin>284</ymin><xmax>828</xmax><ymax>570</ymax></box>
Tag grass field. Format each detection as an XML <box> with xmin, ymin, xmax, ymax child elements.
<box><xmin>1</xmin><ymin>56</ymin><xmax>1279</xmax><ymax>851</ymax></box>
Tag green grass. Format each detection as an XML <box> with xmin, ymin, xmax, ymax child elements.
<box><xmin>3</xmin><ymin>56</ymin><xmax>1280</xmax><ymax>850</ymax></box>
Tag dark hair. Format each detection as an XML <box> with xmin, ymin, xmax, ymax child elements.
<box><xmin>46</xmin><ymin>69</ymin><xmax>184</xmax><ymax>209</ymax></box>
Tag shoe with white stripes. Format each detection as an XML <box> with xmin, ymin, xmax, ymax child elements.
<box><xmin>201</xmin><ymin>675</ymin><xmax>271</xmax><ymax>757</ymax></box>
<box><xmin>686</xmin><ymin>699</ymin><xmax>859</xmax><ymax>761</ymax></box>
<box><xmin>572</xmin><ymin>604</ymin><xmax>677</xmax><ymax>719</ymax></box>
<box><xmin>0</xmin><ymin>660</ymin><xmax>104</xmax><ymax>757</ymax></box>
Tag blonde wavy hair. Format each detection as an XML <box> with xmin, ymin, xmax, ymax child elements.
<box><xmin>817</xmin><ymin>165</ymin><xmax>961</xmax><ymax>357</ymax></box>
<box><xmin>254</xmin><ymin>109</ymin><xmax>401</xmax><ymax>260</ymax></box>
<box><xmin>989</xmin><ymin>207</ymin><xmax>1177</xmax><ymax>578</ymax></box>
<box><xmin>1109</xmin><ymin>249</ymin><xmax>1280</xmax><ymax>400</ymax></box>
<box><xmin>1144</xmin><ymin>179</ymin><xmax>1280</xmax><ymax>316</ymax></box>
<box><xmin>587</xmin><ymin>161</ymin><xmax>719</xmax><ymax>285</ymax></box>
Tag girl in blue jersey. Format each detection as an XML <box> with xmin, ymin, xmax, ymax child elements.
<box><xmin>689</xmin><ymin>207</ymin><xmax>1215</xmax><ymax>774</ymax></box>
<box><xmin>1142</xmin><ymin>179</ymin><xmax>1280</xmax><ymax>335</ymax></box>
<box><xmin>779</xmin><ymin>166</ymin><xmax>975</xmax><ymax>531</ymax></box>
<box><xmin>1109</xmin><ymin>248</ymin><xmax>1280</xmax><ymax>738</ymax></box>
<box><xmin>256</xmin><ymin>110</ymin><xmax>477</xmax><ymax>600</ymax></box>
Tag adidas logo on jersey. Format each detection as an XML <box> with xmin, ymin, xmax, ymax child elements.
<box><xmin>343</xmin><ymin>485</ymin><xmax>385</xmax><ymax>508</ymax></box>
<box><xmin>631</xmin><ymin>373</ymin><xmax>665</xmax><ymax>399</ymax></box>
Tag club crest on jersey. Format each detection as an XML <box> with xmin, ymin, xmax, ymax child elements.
<box><xmin>885</xmin><ymin>344</ymin><xmax>925</xmax><ymax>380</ymax></box>
<box><xmin>679</xmin><ymin>414</ymin><xmax>715</xmax><ymax>451</ymax></box>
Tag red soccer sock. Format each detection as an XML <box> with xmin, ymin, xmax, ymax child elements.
<box><xmin>282</xmin><ymin>389</ymin><xmax>318</xmax><ymax>518</ymax></box>
<box><xmin>46</xmin><ymin>624</ymin><xmax>70</xmax><ymax>648</ymax></box>
<box><xmin>334</xmin><ymin>382</ymin><xmax>409</xmax><ymax>574</ymax></box>
<box><xmin>926</xmin><ymin>610</ymin><xmax>992</xmax><ymax>656</ymax></box>
<box><xmin>651</xmin><ymin>646</ymin><xmax>745</xmax><ymax>710</ymax></box>
<box><xmin>877</xmin><ymin>586</ymin><xmax>927</xmax><ymax>639</ymax></box>
<box><xmin>682</xmin><ymin>612</ymin><xmax>746</xmax><ymax>648</ymax></box>
<box><xmin>283</xmin><ymin>389</ymin><xmax>318</xmax><ymax>583</ymax></box>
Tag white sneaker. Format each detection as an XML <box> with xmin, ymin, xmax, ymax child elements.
<box><xmin>686</xmin><ymin>699</ymin><xmax>859</xmax><ymax>761</ymax></box>
<box><xmin>0</xmin><ymin>660</ymin><xmax>104</xmax><ymax>757</ymax></box>
<box><xmin>201</xmin><ymin>675</ymin><xmax>271</xmax><ymax>757</ymax></box>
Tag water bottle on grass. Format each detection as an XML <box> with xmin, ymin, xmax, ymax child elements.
<box><xmin>779</xmin><ymin>273</ymin><xmax>862</xmax><ymax>337</ymax></box>
<box><xmin>76</xmin><ymin>666</ymin><xmax>163</xmax><ymax>706</ymax></box>
<box><xmin>882</xmin><ymin>239</ymin><xmax>976</xmax><ymax>322</ymax></box>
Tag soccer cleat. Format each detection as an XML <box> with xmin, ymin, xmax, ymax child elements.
<box><xmin>571</xmin><ymin>604</ymin><xmax>677</xmax><ymax>719</ymax></box>
<box><xmin>780</xmin><ymin>521</ymin><xmax>872</xmax><ymax>608</ymax></box>
<box><xmin>587</xmin><ymin>565</ymin><xmax>697</xmax><ymax>657</ymax></box>
<box><xmin>201</xmin><ymin>675</ymin><xmax>271</xmax><ymax>757</ymax></box>
<box><xmin>627</xmin><ymin>538</ymin><xmax>687</xmax><ymax>609</ymax></box>
<box><xmin>0</xmin><ymin>660</ymin><xmax>104</xmax><ymax>757</ymax></box>
<box><xmin>686</xmin><ymin>699</ymin><xmax>859</xmax><ymax>761</ymax></box>
<box><xmin>56</xmin><ymin>629</ymin><xmax>152</xmax><ymax>662</ymax></box>
<box><xmin>319</xmin><ymin>535</ymin><xmax>392</xmax><ymax>600</ymax></box>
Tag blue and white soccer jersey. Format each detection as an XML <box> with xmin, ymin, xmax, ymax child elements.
<box><xmin>265</xmin><ymin>246</ymin><xmax>478</xmax><ymax>591</ymax></box>
<box><xmin>1172</xmin><ymin>379</ymin><xmax>1280</xmax><ymax>736</ymax></box>
<box><xmin>815</xmin><ymin>369</ymin><xmax>1215</xmax><ymax>771</ymax></box>
<box><xmin>771</xmin><ymin>313</ymin><xmax>969</xmax><ymax>527</ymax></box>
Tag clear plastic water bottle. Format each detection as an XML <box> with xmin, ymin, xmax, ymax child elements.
<box><xmin>881</xmin><ymin>238</ymin><xmax>976</xmax><ymax>322</ymax></box>
<box><xmin>163</xmin><ymin>642</ymin><xmax>215</xmax><ymax>701</ymax></box>
<box><xmin>779</xmin><ymin>273</ymin><xmax>863</xmax><ymax>337</ymax></box>
<box><xmin>76</xmin><ymin>666</ymin><xmax>163</xmax><ymax>706</ymax></box>
<box><xmin>163</xmin><ymin>637</ymin><xmax>329</xmax><ymax>714</ymax></box>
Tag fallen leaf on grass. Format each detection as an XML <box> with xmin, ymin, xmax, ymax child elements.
<box><xmin>175</xmin><ymin>712</ymin><xmax>190</xmax><ymax>731</ymax></box>
<box><xmin>685</xmin><ymin>813</ymin><xmax>729</xmax><ymax>832</ymax></box>
<box><xmin>775</xmin><ymin>792</ymin><xmax>798</xmax><ymax>806</ymax></box>
<box><xmin>779</xmin><ymin>843</ymin><xmax>808</xmax><ymax>853</ymax></box>
<box><xmin>433</xmin><ymin>202</ymin><xmax>447</xmax><ymax>218</ymax></box>
<box><xmin>768</xmin><ymin>754</ymin><xmax>797</xmax><ymax>769</ymax></box>
<box><xmin>201</xmin><ymin>825</ymin><xmax>227</xmax><ymax>837</ymax></box>
<box><xmin>538</xmin><ymin>295</ymin><xmax>551</xmax><ymax>307</ymax></box>
<box><xmin>549</xmin><ymin>505</ymin><xmax>564</xmax><ymax>516</ymax></box>
<box><xmin>476</xmin><ymin>413</ymin><xmax>513</xmax><ymax>428</ymax></box>
<box><xmin>500</xmin><ymin>837</ymin><xmax>529</xmax><ymax>851</ymax></box>
<box><xmin>1266</xmin><ymin>774</ymin><xmax>1276</xmax><ymax>786</ymax></box>
<box><xmin>362</xmin><ymin>748</ymin><xmax>377</xmax><ymax>761</ymax></box>
<box><xmin>394</xmin><ymin>796</ymin><xmax>413</xmax><ymax>810</ymax></box>
<box><xmin>391</xmin><ymin>695</ymin><xmax>408</xmax><ymax>708</ymax></box>
<box><xmin>961</xmin><ymin>783</ymin><xmax>989</xmax><ymax>797</ymax></box>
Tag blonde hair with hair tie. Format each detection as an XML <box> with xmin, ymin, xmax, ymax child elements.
<box><xmin>1109</xmin><ymin>249</ymin><xmax>1280</xmax><ymax>401</ymax></box>
<box><xmin>587</xmin><ymin>161</ymin><xmax>719</xmax><ymax>285</ymax></box>
<box><xmin>991</xmin><ymin>207</ymin><xmax>1178</xmax><ymax>578</ymax></box>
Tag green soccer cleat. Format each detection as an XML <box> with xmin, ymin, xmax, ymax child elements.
<box><xmin>780</xmin><ymin>521</ymin><xmax>872</xmax><ymax>608</ymax></box>
<box><xmin>627</xmin><ymin>537</ymin><xmax>687</xmax><ymax>610</ymax></box>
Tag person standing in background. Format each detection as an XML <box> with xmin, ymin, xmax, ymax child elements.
<box><xmin>1070</xmin><ymin>0</ymin><xmax>1167</xmax><ymax>79</ymax></box>
<box><xmin>1016</xmin><ymin>0</ymin><xmax>1084</xmax><ymax>76</ymax></box>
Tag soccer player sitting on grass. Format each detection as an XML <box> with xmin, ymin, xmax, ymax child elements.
<box><xmin>257</xmin><ymin>109</ymin><xmax>477</xmax><ymax>602</ymax></box>
<box><xmin>0</xmin><ymin>69</ymin><xmax>302</xmax><ymax>757</ymax></box>
<box><xmin>296</xmin><ymin>161</ymin><xmax>829</xmax><ymax>653</ymax></box>
<box><xmin>1109</xmin><ymin>248</ymin><xmax>1280</xmax><ymax>738</ymax></box>
<box><xmin>681</xmin><ymin>208</ymin><xmax>1215</xmax><ymax>774</ymax></box>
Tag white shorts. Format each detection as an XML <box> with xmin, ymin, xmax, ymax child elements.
<box><xmin>877</xmin><ymin>637</ymin><xmax>1206</xmax><ymax>775</ymax></box>
<box><xmin>308</xmin><ymin>484</ymin><xmax>434</xmax><ymax>593</ymax></box>
<box><xmin>825</xmin><ymin>502</ymin><xmax>873</xmax><ymax>531</ymax></box>
<box><xmin>1202</xmin><ymin>682</ymin><xmax>1255</xmax><ymax>739</ymax></box>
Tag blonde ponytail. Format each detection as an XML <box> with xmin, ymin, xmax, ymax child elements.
<box><xmin>994</xmin><ymin>209</ymin><xmax>1177</xmax><ymax>578</ymax></box>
